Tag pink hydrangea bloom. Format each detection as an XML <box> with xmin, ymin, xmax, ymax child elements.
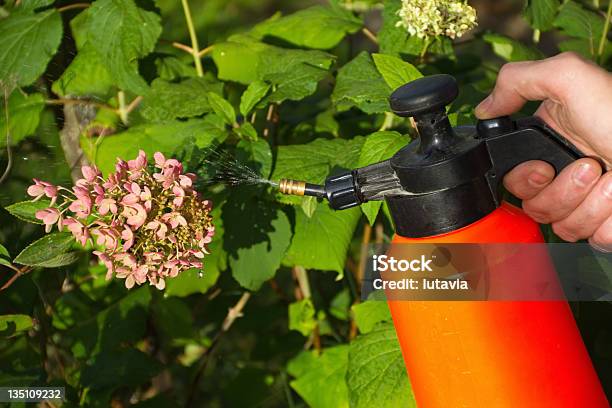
<box><xmin>26</xmin><ymin>149</ymin><xmax>215</xmax><ymax>290</ymax></box>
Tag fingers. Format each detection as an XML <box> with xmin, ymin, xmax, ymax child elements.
<box><xmin>552</xmin><ymin>171</ymin><xmax>612</xmax><ymax>242</ymax></box>
<box><xmin>521</xmin><ymin>158</ymin><xmax>602</xmax><ymax>225</ymax></box>
<box><xmin>589</xmin><ymin>217</ymin><xmax>612</xmax><ymax>252</ymax></box>
<box><xmin>475</xmin><ymin>52</ymin><xmax>590</xmax><ymax>119</ymax></box>
<box><xmin>503</xmin><ymin>161</ymin><xmax>555</xmax><ymax>200</ymax></box>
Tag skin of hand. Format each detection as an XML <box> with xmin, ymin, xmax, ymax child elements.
<box><xmin>475</xmin><ymin>52</ymin><xmax>612</xmax><ymax>251</ymax></box>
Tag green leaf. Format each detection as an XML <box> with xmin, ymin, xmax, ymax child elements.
<box><xmin>0</xmin><ymin>243</ymin><xmax>9</xmax><ymax>259</ymax></box>
<box><xmin>52</xmin><ymin>45</ymin><xmax>114</xmax><ymax>98</ymax></box>
<box><xmin>88</xmin><ymin>119</ymin><xmax>227</xmax><ymax>175</ymax></box>
<box><xmin>86</xmin><ymin>0</ymin><xmax>162</xmax><ymax>94</ymax></box>
<box><xmin>239</xmin><ymin>80</ymin><xmax>271</xmax><ymax>117</ymax></box>
<box><xmin>352</xmin><ymin>300</ymin><xmax>392</xmax><ymax>333</ymax></box>
<box><xmin>69</xmin><ymin>287</ymin><xmax>151</xmax><ymax>357</ymax></box>
<box><xmin>271</xmin><ymin>137</ymin><xmax>358</xmax><ymax>210</ymax></box>
<box><xmin>332</xmin><ymin>52</ymin><xmax>391</xmax><ymax>114</ymax></box>
<box><xmin>236</xmin><ymin>138</ymin><xmax>272</xmax><ymax>179</ymax></box>
<box><xmin>372</xmin><ymin>53</ymin><xmax>422</xmax><ymax>90</ymax></box>
<box><xmin>554</xmin><ymin>1</ymin><xmax>604</xmax><ymax>43</ymax></box>
<box><xmin>250</xmin><ymin>5</ymin><xmax>362</xmax><ymax>50</ymax></box>
<box><xmin>207</xmin><ymin>92</ymin><xmax>236</xmax><ymax>126</ymax></box>
<box><xmin>14</xmin><ymin>0</ymin><xmax>55</xmax><ymax>13</ymax></box>
<box><xmin>0</xmin><ymin>91</ymin><xmax>44</xmax><ymax>147</ymax></box>
<box><xmin>155</xmin><ymin>56</ymin><xmax>197</xmax><ymax>81</ymax></box>
<box><xmin>289</xmin><ymin>346</ymin><xmax>350</xmax><ymax>408</ymax></box>
<box><xmin>357</xmin><ymin>131</ymin><xmax>408</xmax><ymax>224</ymax></box>
<box><xmin>524</xmin><ymin>0</ymin><xmax>560</xmax><ymax>31</ymax></box>
<box><xmin>212</xmin><ymin>39</ymin><xmax>334</xmax><ymax>102</ymax></box>
<box><xmin>81</xmin><ymin>348</ymin><xmax>161</xmax><ymax>391</ymax></box>
<box><xmin>0</xmin><ymin>9</ymin><xmax>63</xmax><ymax>86</ymax></box>
<box><xmin>140</xmin><ymin>77</ymin><xmax>223</xmax><ymax>123</ymax></box>
<box><xmin>347</xmin><ymin>323</ymin><xmax>416</xmax><ymax>407</ymax></box>
<box><xmin>329</xmin><ymin>288</ymin><xmax>351</xmax><ymax>320</ymax></box>
<box><xmin>315</xmin><ymin>108</ymin><xmax>339</xmax><ymax>137</ymax></box>
<box><xmin>284</xmin><ymin>204</ymin><xmax>360</xmax><ymax>276</ymax></box>
<box><xmin>0</xmin><ymin>314</ymin><xmax>33</xmax><ymax>335</ymax></box>
<box><xmin>228</xmin><ymin>207</ymin><xmax>291</xmax><ymax>291</ymax></box>
<box><xmin>13</xmin><ymin>233</ymin><xmax>76</xmax><ymax>267</ymax></box>
<box><xmin>289</xmin><ymin>298</ymin><xmax>317</xmax><ymax>336</ymax></box>
<box><xmin>4</xmin><ymin>199</ymin><xmax>52</xmax><ymax>224</ymax></box>
<box><xmin>483</xmin><ymin>34</ymin><xmax>544</xmax><ymax>62</ymax></box>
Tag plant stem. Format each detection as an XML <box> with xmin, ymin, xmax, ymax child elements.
<box><xmin>180</xmin><ymin>0</ymin><xmax>204</xmax><ymax>77</ymax></box>
<box><xmin>117</xmin><ymin>91</ymin><xmax>128</xmax><ymax>125</ymax></box>
<box><xmin>597</xmin><ymin>0</ymin><xmax>612</xmax><ymax>63</ymax></box>
<box><xmin>362</xmin><ymin>27</ymin><xmax>379</xmax><ymax>45</ymax></box>
<box><xmin>294</xmin><ymin>266</ymin><xmax>311</xmax><ymax>299</ymax></box>
<box><xmin>57</xmin><ymin>3</ymin><xmax>90</xmax><ymax>12</ymax></box>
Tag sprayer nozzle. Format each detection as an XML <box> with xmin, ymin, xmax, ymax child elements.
<box><xmin>279</xmin><ymin>179</ymin><xmax>306</xmax><ymax>196</ymax></box>
<box><xmin>278</xmin><ymin>179</ymin><xmax>327</xmax><ymax>198</ymax></box>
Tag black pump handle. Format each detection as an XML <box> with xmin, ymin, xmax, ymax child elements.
<box><xmin>479</xmin><ymin>116</ymin><xmax>588</xmax><ymax>192</ymax></box>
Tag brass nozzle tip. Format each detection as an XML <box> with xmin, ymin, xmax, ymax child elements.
<box><xmin>278</xmin><ymin>179</ymin><xmax>306</xmax><ymax>196</ymax></box>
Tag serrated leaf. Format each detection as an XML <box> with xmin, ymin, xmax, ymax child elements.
<box><xmin>554</xmin><ymin>1</ymin><xmax>604</xmax><ymax>44</ymax></box>
<box><xmin>0</xmin><ymin>9</ymin><xmax>63</xmax><ymax>86</ymax></box>
<box><xmin>14</xmin><ymin>232</ymin><xmax>76</xmax><ymax>267</ymax></box>
<box><xmin>289</xmin><ymin>346</ymin><xmax>350</xmax><ymax>408</ymax></box>
<box><xmin>0</xmin><ymin>314</ymin><xmax>33</xmax><ymax>335</ymax></box>
<box><xmin>250</xmin><ymin>5</ymin><xmax>362</xmax><ymax>50</ymax></box>
<box><xmin>87</xmin><ymin>119</ymin><xmax>227</xmax><ymax>175</ymax></box>
<box><xmin>86</xmin><ymin>0</ymin><xmax>162</xmax><ymax>94</ymax></box>
<box><xmin>4</xmin><ymin>199</ymin><xmax>52</xmax><ymax>224</ymax></box>
<box><xmin>332</xmin><ymin>52</ymin><xmax>391</xmax><ymax>114</ymax></box>
<box><xmin>227</xmin><ymin>205</ymin><xmax>291</xmax><ymax>291</ymax></box>
<box><xmin>212</xmin><ymin>40</ymin><xmax>334</xmax><ymax>102</ymax></box>
<box><xmin>207</xmin><ymin>92</ymin><xmax>236</xmax><ymax>126</ymax></box>
<box><xmin>239</xmin><ymin>80</ymin><xmax>271</xmax><ymax>117</ymax></box>
<box><xmin>524</xmin><ymin>0</ymin><xmax>560</xmax><ymax>31</ymax></box>
<box><xmin>52</xmin><ymin>45</ymin><xmax>114</xmax><ymax>98</ymax></box>
<box><xmin>483</xmin><ymin>33</ymin><xmax>544</xmax><ymax>62</ymax></box>
<box><xmin>289</xmin><ymin>298</ymin><xmax>317</xmax><ymax>336</ymax></box>
<box><xmin>378</xmin><ymin>0</ymin><xmax>425</xmax><ymax>57</ymax></box>
<box><xmin>0</xmin><ymin>91</ymin><xmax>44</xmax><ymax>147</ymax></box>
<box><xmin>357</xmin><ymin>131</ymin><xmax>408</xmax><ymax>224</ymax></box>
<box><xmin>284</xmin><ymin>204</ymin><xmax>360</xmax><ymax>276</ymax></box>
<box><xmin>372</xmin><ymin>53</ymin><xmax>422</xmax><ymax>90</ymax></box>
<box><xmin>140</xmin><ymin>77</ymin><xmax>223</xmax><ymax>123</ymax></box>
<box><xmin>347</xmin><ymin>323</ymin><xmax>416</xmax><ymax>407</ymax></box>
<box><xmin>155</xmin><ymin>56</ymin><xmax>197</xmax><ymax>81</ymax></box>
<box><xmin>234</xmin><ymin>122</ymin><xmax>258</xmax><ymax>141</ymax></box>
<box><xmin>352</xmin><ymin>300</ymin><xmax>392</xmax><ymax>333</ymax></box>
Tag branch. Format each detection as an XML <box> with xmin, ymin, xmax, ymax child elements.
<box><xmin>1</xmin><ymin>266</ymin><xmax>33</xmax><ymax>291</ymax></box>
<box><xmin>198</xmin><ymin>45</ymin><xmax>214</xmax><ymax>58</ymax></box>
<box><xmin>172</xmin><ymin>41</ymin><xmax>194</xmax><ymax>54</ymax></box>
<box><xmin>180</xmin><ymin>0</ymin><xmax>204</xmax><ymax>77</ymax></box>
<box><xmin>362</xmin><ymin>27</ymin><xmax>379</xmax><ymax>45</ymax></box>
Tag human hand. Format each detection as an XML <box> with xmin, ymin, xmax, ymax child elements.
<box><xmin>475</xmin><ymin>52</ymin><xmax>612</xmax><ymax>250</ymax></box>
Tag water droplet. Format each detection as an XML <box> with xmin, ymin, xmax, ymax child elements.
<box><xmin>198</xmin><ymin>271</ymin><xmax>203</xmax><ymax>278</ymax></box>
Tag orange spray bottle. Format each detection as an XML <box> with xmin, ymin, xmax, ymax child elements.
<box><xmin>279</xmin><ymin>75</ymin><xmax>609</xmax><ymax>407</ymax></box>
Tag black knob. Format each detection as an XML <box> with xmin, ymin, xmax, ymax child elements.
<box><xmin>389</xmin><ymin>74</ymin><xmax>458</xmax><ymax>117</ymax></box>
<box><xmin>389</xmin><ymin>75</ymin><xmax>459</xmax><ymax>154</ymax></box>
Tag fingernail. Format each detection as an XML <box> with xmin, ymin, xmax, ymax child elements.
<box><xmin>528</xmin><ymin>171</ymin><xmax>551</xmax><ymax>187</ymax></box>
<box><xmin>572</xmin><ymin>163</ymin><xmax>598</xmax><ymax>187</ymax></box>
<box><xmin>475</xmin><ymin>95</ymin><xmax>493</xmax><ymax>117</ymax></box>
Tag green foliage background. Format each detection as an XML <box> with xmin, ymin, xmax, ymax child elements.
<box><xmin>1</xmin><ymin>0</ymin><xmax>612</xmax><ymax>406</ymax></box>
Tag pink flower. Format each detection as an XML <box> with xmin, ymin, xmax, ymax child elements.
<box><xmin>27</xmin><ymin>179</ymin><xmax>58</xmax><ymax>205</ymax></box>
<box><xmin>98</xmin><ymin>198</ymin><xmax>117</xmax><ymax>215</ymax></box>
<box><xmin>35</xmin><ymin>208</ymin><xmax>60</xmax><ymax>233</ymax></box>
<box><xmin>81</xmin><ymin>166</ymin><xmax>101</xmax><ymax>183</ymax></box>
<box><xmin>122</xmin><ymin>203</ymin><xmax>147</xmax><ymax>229</ymax></box>
<box><xmin>128</xmin><ymin>150</ymin><xmax>147</xmax><ymax>179</ymax></box>
<box><xmin>69</xmin><ymin>196</ymin><xmax>92</xmax><ymax>219</ymax></box>
<box><xmin>145</xmin><ymin>220</ymin><xmax>168</xmax><ymax>240</ymax></box>
<box><xmin>161</xmin><ymin>212</ymin><xmax>187</xmax><ymax>228</ymax></box>
<box><xmin>121</xmin><ymin>227</ymin><xmax>134</xmax><ymax>250</ymax></box>
<box><xmin>64</xmin><ymin>218</ymin><xmax>89</xmax><ymax>246</ymax></box>
<box><xmin>91</xmin><ymin>226</ymin><xmax>119</xmax><ymax>250</ymax></box>
<box><xmin>94</xmin><ymin>251</ymin><xmax>114</xmax><ymax>280</ymax></box>
<box><xmin>172</xmin><ymin>185</ymin><xmax>185</xmax><ymax>207</ymax></box>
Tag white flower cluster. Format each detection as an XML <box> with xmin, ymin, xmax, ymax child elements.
<box><xmin>395</xmin><ymin>0</ymin><xmax>477</xmax><ymax>40</ymax></box>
